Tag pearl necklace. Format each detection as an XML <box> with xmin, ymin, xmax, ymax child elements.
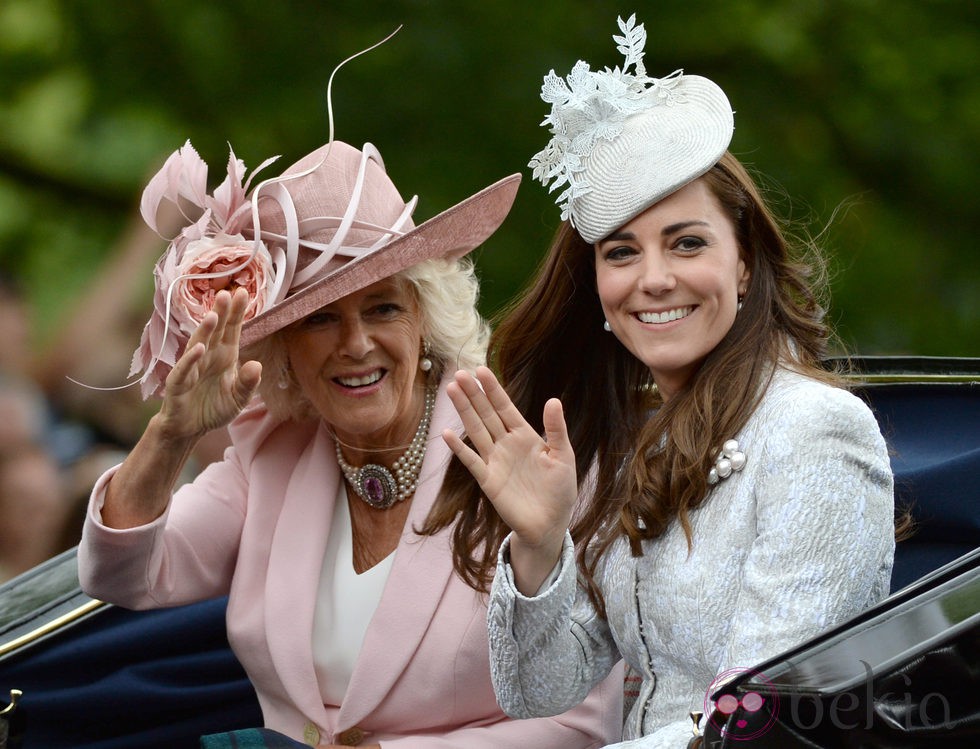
<box><xmin>335</xmin><ymin>386</ymin><xmax>436</xmax><ymax>510</ymax></box>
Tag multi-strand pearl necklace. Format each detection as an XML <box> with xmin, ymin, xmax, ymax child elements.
<box><xmin>335</xmin><ymin>386</ymin><xmax>436</xmax><ymax>510</ymax></box>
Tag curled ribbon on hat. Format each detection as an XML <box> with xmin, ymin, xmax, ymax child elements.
<box><xmin>112</xmin><ymin>27</ymin><xmax>409</xmax><ymax>399</ymax></box>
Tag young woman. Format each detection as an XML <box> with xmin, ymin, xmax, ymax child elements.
<box><xmin>433</xmin><ymin>16</ymin><xmax>895</xmax><ymax>749</ymax></box>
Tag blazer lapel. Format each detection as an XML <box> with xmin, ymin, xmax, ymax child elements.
<box><xmin>338</xmin><ymin>383</ymin><xmax>459</xmax><ymax>726</ymax></box>
<box><xmin>264</xmin><ymin>419</ymin><xmax>340</xmax><ymax>727</ymax></box>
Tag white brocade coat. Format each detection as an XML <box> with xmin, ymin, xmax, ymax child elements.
<box><xmin>488</xmin><ymin>369</ymin><xmax>895</xmax><ymax>749</ymax></box>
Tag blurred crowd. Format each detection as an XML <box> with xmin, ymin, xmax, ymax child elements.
<box><xmin>0</xmin><ymin>209</ymin><xmax>229</xmax><ymax>584</ymax></box>
<box><xmin>0</xmin><ymin>272</ymin><xmax>95</xmax><ymax>582</ymax></box>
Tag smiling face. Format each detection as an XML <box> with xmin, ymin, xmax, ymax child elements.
<box><xmin>594</xmin><ymin>179</ymin><xmax>750</xmax><ymax>400</ymax></box>
<box><xmin>282</xmin><ymin>277</ymin><xmax>426</xmax><ymax>456</ymax></box>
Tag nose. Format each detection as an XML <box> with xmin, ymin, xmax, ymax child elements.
<box><xmin>337</xmin><ymin>317</ymin><xmax>373</xmax><ymax>359</ymax></box>
<box><xmin>637</xmin><ymin>251</ymin><xmax>676</xmax><ymax>295</ymax></box>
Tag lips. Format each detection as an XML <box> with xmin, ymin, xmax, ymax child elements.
<box><xmin>636</xmin><ymin>306</ymin><xmax>694</xmax><ymax>324</ymax></box>
<box><xmin>334</xmin><ymin>369</ymin><xmax>385</xmax><ymax>388</ymax></box>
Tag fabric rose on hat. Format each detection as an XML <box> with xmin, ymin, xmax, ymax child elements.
<box><xmin>131</xmin><ymin>236</ymin><xmax>274</xmax><ymax>400</ymax></box>
<box><xmin>130</xmin><ymin>141</ymin><xmax>281</xmax><ymax>399</ymax></box>
<box><xmin>168</xmin><ymin>234</ymin><xmax>273</xmax><ymax>335</ymax></box>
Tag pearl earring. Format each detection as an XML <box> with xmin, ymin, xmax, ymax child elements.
<box><xmin>419</xmin><ymin>341</ymin><xmax>433</xmax><ymax>372</ymax></box>
<box><xmin>603</xmin><ymin>320</ymin><xmax>612</xmax><ymax>332</ymax></box>
<box><xmin>737</xmin><ymin>296</ymin><xmax>744</xmax><ymax>313</ymax></box>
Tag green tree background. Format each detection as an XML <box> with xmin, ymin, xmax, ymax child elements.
<box><xmin>1</xmin><ymin>0</ymin><xmax>977</xmax><ymax>367</ymax></box>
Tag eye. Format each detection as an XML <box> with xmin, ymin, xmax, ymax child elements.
<box><xmin>674</xmin><ymin>236</ymin><xmax>707</xmax><ymax>253</ymax></box>
<box><xmin>299</xmin><ymin>310</ymin><xmax>337</xmax><ymax>328</ymax></box>
<box><xmin>370</xmin><ymin>302</ymin><xmax>403</xmax><ymax>318</ymax></box>
<box><xmin>602</xmin><ymin>245</ymin><xmax>639</xmax><ymax>262</ymax></box>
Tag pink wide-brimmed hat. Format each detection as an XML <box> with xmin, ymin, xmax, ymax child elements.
<box><xmin>240</xmin><ymin>141</ymin><xmax>520</xmax><ymax>346</ymax></box>
<box><xmin>131</xmin><ymin>138</ymin><xmax>520</xmax><ymax>398</ymax></box>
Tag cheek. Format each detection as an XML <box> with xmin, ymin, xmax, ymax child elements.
<box><xmin>284</xmin><ymin>334</ymin><xmax>330</xmax><ymax>383</ymax></box>
<box><xmin>594</xmin><ymin>269</ymin><xmax>621</xmax><ymax>310</ymax></box>
<box><xmin>700</xmin><ymin>265</ymin><xmax>741</xmax><ymax>303</ymax></box>
<box><xmin>287</xmin><ymin>358</ymin><xmax>320</xmax><ymax>397</ymax></box>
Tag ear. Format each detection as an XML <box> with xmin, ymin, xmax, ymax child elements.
<box><xmin>737</xmin><ymin>259</ymin><xmax>750</xmax><ymax>296</ymax></box>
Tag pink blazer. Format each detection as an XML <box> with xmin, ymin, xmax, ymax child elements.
<box><xmin>78</xmin><ymin>382</ymin><xmax>622</xmax><ymax>747</ymax></box>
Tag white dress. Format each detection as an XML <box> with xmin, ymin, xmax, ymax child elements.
<box><xmin>487</xmin><ymin>369</ymin><xmax>895</xmax><ymax>748</ymax></box>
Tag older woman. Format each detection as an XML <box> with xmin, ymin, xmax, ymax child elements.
<box><xmin>77</xmin><ymin>134</ymin><xmax>621</xmax><ymax>748</ymax></box>
<box><xmin>437</xmin><ymin>15</ymin><xmax>895</xmax><ymax>749</ymax></box>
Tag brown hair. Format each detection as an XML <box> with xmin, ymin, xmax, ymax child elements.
<box><xmin>422</xmin><ymin>152</ymin><xmax>841</xmax><ymax>615</ymax></box>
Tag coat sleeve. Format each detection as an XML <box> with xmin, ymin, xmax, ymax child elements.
<box><xmin>78</xmin><ymin>404</ymin><xmax>300</xmax><ymax>609</ymax></box>
<box><xmin>486</xmin><ymin>532</ymin><xmax>624</xmax><ymax>723</ymax></box>
<box><xmin>77</xmin><ymin>452</ymin><xmax>250</xmax><ymax>608</ymax></box>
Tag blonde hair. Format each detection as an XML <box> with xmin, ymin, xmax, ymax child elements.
<box><xmin>243</xmin><ymin>257</ymin><xmax>488</xmax><ymax>422</ymax></box>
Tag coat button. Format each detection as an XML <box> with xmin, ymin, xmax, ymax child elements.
<box><xmin>337</xmin><ymin>726</ymin><xmax>365</xmax><ymax>745</ymax></box>
<box><xmin>302</xmin><ymin>721</ymin><xmax>320</xmax><ymax>746</ymax></box>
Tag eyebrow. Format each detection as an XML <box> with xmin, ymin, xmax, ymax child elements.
<box><xmin>662</xmin><ymin>220</ymin><xmax>711</xmax><ymax>236</ymax></box>
<box><xmin>600</xmin><ymin>220</ymin><xmax>711</xmax><ymax>244</ymax></box>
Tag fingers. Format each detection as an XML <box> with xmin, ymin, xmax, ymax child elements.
<box><xmin>441</xmin><ymin>427</ymin><xmax>489</xmax><ymax>485</ymax></box>
<box><xmin>185</xmin><ymin>289</ymin><xmax>247</xmax><ymax>353</ymax></box>
<box><xmin>448</xmin><ymin>367</ymin><xmax>555</xmax><ymax>455</ymax></box>
<box><xmin>474</xmin><ymin>367</ymin><xmax>532</xmax><ymax>433</ymax></box>
<box><xmin>186</xmin><ymin>305</ymin><xmax>220</xmax><ymax>352</ymax></box>
<box><xmin>167</xmin><ymin>290</ymin><xmax>254</xmax><ymax>400</ymax></box>
<box><xmin>446</xmin><ymin>371</ymin><xmax>501</xmax><ymax>457</ymax></box>
<box><xmin>167</xmin><ymin>341</ymin><xmax>206</xmax><ymax>395</ymax></box>
<box><xmin>459</xmin><ymin>367</ymin><xmax>511</xmax><ymax>439</ymax></box>
<box><xmin>219</xmin><ymin>287</ymin><xmax>250</xmax><ymax>348</ymax></box>
<box><xmin>235</xmin><ymin>360</ymin><xmax>263</xmax><ymax>406</ymax></box>
<box><xmin>541</xmin><ymin>398</ymin><xmax>572</xmax><ymax>455</ymax></box>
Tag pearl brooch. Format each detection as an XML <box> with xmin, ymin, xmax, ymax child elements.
<box><xmin>335</xmin><ymin>386</ymin><xmax>436</xmax><ymax>509</ymax></box>
<box><xmin>707</xmin><ymin>439</ymin><xmax>746</xmax><ymax>485</ymax></box>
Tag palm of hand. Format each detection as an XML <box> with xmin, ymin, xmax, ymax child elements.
<box><xmin>445</xmin><ymin>367</ymin><xmax>578</xmax><ymax>548</ymax></box>
<box><xmin>159</xmin><ymin>289</ymin><xmax>261</xmax><ymax>439</ymax></box>
<box><xmin>476</xmin><ymin>418</ymin><xmax>577</xmax><ymax>545</ymax></box>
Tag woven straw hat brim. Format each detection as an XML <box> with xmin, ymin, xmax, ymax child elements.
<box><xmin>240</xmin><ymin>173</ymin><xmax>521</xmax><ymax>347</ymax></box>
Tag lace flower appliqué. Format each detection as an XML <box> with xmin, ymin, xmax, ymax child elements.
<box><xmin>528</xmin><ymin>14</ymin><xmax>685</xmax><ymax>224</ymax></box>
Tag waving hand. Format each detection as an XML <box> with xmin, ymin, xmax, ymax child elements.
<box><xmin>100</xmin><ymin>288</ymin><xmax>261</xmax><ymax>529</ymax></box>
<box><xmin>443</xmin><ymin>367</ymin><xmax>576</xmax><ymax>593</ymax></box>
<box><xmin>157</xmin><ymin>287</ymin><xmax>262</xmax><ymax>440</ymax></box>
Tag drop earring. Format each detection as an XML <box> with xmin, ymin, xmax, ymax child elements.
<box><xmin>737</xmin><ymin>296</ymin><xmax>744</xmax><ymax>313</ymax></box>
<box><xmin>419</xmin><ymin>341</ymin><xmax>433</xmax><ymax>372</ymax></box>
<box><xmin>603</xmin><ymin>320</ymin><xmax>612</xmax><ymax>332</ymax></box>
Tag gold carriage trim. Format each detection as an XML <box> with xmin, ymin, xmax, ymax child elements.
<box><xmin>0</xmin><ymin>599</ymin><xmax>107</xmax><ymax>660</ymax></box>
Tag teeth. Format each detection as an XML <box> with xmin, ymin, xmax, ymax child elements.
<box><xmin>337</xmin><ymin>371</ymin><xmax>383</xmax><ymax>387</ymax></box>
<box><xmin>637</xmin><ymin>306</ymin><xmax>693</xmax><ymax>324</ymax></box>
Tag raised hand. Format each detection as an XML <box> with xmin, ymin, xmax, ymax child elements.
<box><xmin>157</xmin><ymin>287</ymin><xmax>263</xmax><ymax>440</ymax></box>
<box><xmin>101</xmin><ymin>288</ymin><xmax>262</xmax><ymax>529</ymax></box>
<box><xmin>443</xmin><ymin>367</ymin><xmax>577</xmax><ymax>592</ymax></box>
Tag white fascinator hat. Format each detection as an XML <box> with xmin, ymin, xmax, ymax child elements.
<box><xmin>528</xmin><ymin>14</ymin><xmax>735</xmax><ymax>244</ymax></box>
